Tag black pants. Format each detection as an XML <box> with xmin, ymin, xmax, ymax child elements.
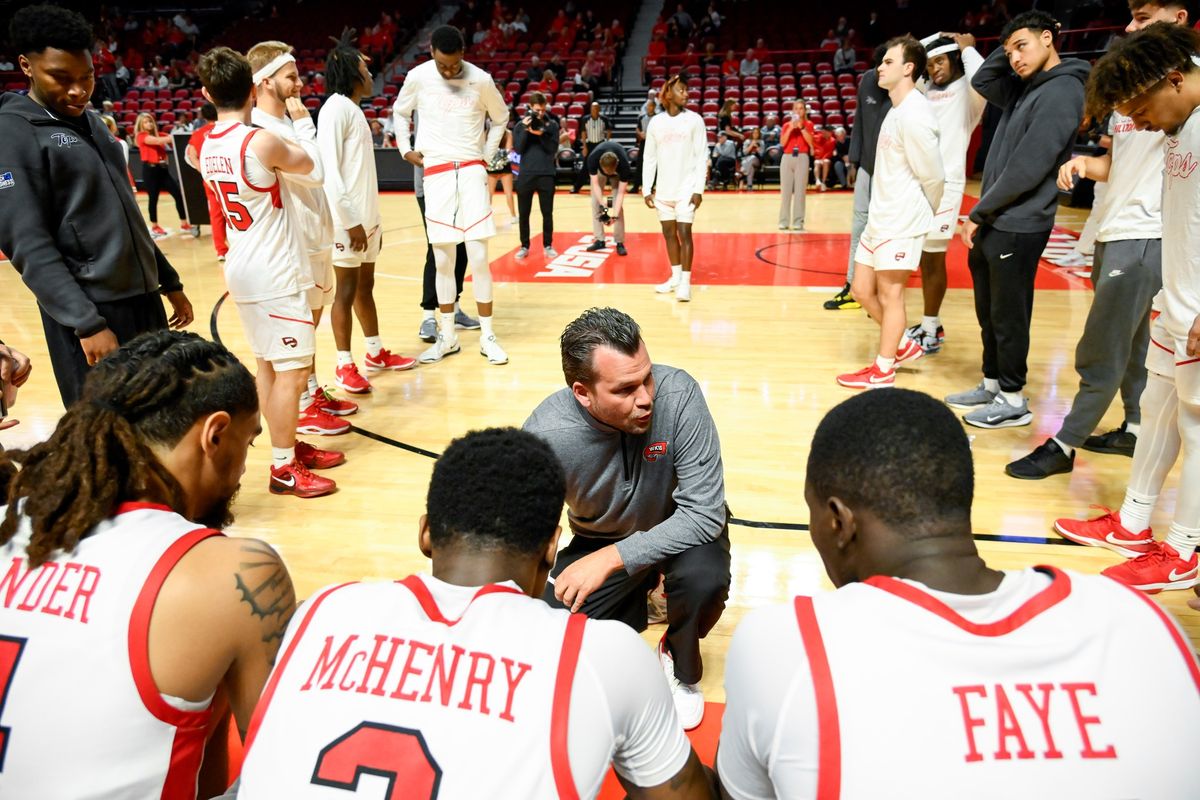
<box><xmin>516</xmin><ymin>174</ymin><xmax>555</xmax><ymax>249</ymax></box>
<box><xmin>40</xmin><ymin>293</ymin><xmax>168</xmax><ymax>407</ymax></box>
<box><xmin>416</xmin><ymin>194</ymin><xmax>467</xmax><ymax>310</ymax></box>
<box><xmin>967</xmin><ymin>226</ymin><xmax>1052</xmax><ymax>393</ymax></box>
<box><xmin>142</xmin><ymin>163</ymin><xmax>185</xmax><ymax>225</ymax></box>
<box><xmin>542</xmin><ymin>524</ymin><xmax>732</xmax><ymax>684</ymax></box>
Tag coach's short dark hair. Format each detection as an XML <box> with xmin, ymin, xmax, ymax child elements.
<box><xmin>1001</xmin><ymin>10</ymin><xmax>1060</xmax><ymax>45</ymax></box>
<box><xmin>1129</xmin><ymin>0</ymin><xmax>1190</xmax><ymax>13</ymax></box>
<box><xmin>431</xmin><ymin>25</ymin><xmax>465</xmax><ymax>55</ymax></box>
<box><xmin>426</xmin><ymin>428</ymin><xmax>565</xmax><ymax>555</ymax></box>
<box><xmin>884</xmin><ymin>35</ymin><xmax>927</xmax><ymax>82</ymax></box>
<box><xmin>806</xmin><ymin>390</ymin><xmax>974</xmax><ymax>534</ymax></box>
<box><xmin>1086</xmin><ymin>22</ymin><xmax>1200</xmax><ymax>118</ymax></box>
<box><xmin>197</xmin><ymin>47</ymin><xmax>253</xmax><ymax>110</ymax></box>
<box><xmin>560</xmin><ymin>307</ymin><xmax>644</xmax><ymax>387</ymax></box>
<box><xmin>10</xmin><ymin>4</ymin><xmax>93</xmax><ymax>55</ymax></box>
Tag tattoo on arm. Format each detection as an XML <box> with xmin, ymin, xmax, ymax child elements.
<box><xmin>234</xmin><ymin>542</ymin><xmax>297</xmax><ymax>656</ymax></box>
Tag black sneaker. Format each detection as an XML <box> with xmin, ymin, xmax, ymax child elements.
<box><xmin>1081</xmin><ymin>423</ymin><xmax>1137</xmax><ymax>457</ymax></box>
<box><xmin>1005</xmin><ymin>439</ymin><xmax>1075</xmax><ymax>480</ymax></box>
<box><xmin>615</xmin><ymin>242</ymin><xmax>628</xmax><ymax>256</ymax></box>
<box><xmin>823</xmin><ymin>283</ymin><xmax>861</xmax><ymax>310</ymax></box>
<box><xmin>586</xmin><ymin>240</ymin><xmax>606</xmax><ymax>252</ymax></box>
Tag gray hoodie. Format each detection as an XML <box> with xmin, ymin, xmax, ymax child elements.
<box><xmin>969</xmin><ymin>47</ymin><xmax>1090</xmax><ymax>233</ymax></box>
<box><xmin>523</xmin><ymin>365</ymin><xmax>727</xmax><ymax>574</ymax></box>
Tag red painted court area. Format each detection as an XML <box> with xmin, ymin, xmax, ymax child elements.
<box><xmin>489</xmin><ymin>229</ymin><xmax>1087</xmax><ymax>291</ymax></box>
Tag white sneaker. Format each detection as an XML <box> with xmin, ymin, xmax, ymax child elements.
<box><xmin>655</xmin><ymin>276</ymin><xmax>679</xmax><ymax>294</ymax></box>
<box><xmin>658</xmin><ymin>638</ymin><xmax>704</xmax><ymax>730</ymax></box>
<box><xmin>1051</xmin><ymin>250</ymin><xmax>1089</xmax><ymax>268</ymax></box>
<box><xmin>545</xmin><ymin>246</ymin><xmax>559</xmax><ymax>258</ymax></box>
<box><xmin>418</xmin><ymin>333</ymin><xmax>460</xmax><ymax>364</ymax></box>
<box><xmin>479</xmin><ymin>333</ymin><xmax>509</xmax><ymax>365</ymax></box>
<box><xmin>515</xmin><ymin>247</ymin><xmax>529</xmax><ymax>259</ymax></box>
<box><xmin>675</xmin><ymin>282</ymin><xmax>691</xmax><ymax>302</ymax></box>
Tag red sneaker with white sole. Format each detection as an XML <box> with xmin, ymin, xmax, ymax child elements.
<box><xmin>836</xmin><ymin>363</ymin><xmax>895</xmax><ymax>389</ymax></box>
<box><xmin>269</xmin><ymin>460</ymin><xmax>336</xmax><ymax>498</ymax></box>
<box><xmin>334</xmin><ymin>363</ymin><xmax>372</xmax><ymax>394</ymax></box>
<box><xmin>312</xmin><ymin>386</ymin><xmax>357</xmax><ymax>416</ymax></box>
<box><xmin>295</xmin><ymin>441</ymin><xmax>346</xmax><ymax>469</ymax></box>
<box><xmin>894</xmin><ymin>336</ymin><xmax>924</xmax><ymax>365</ymax></box>
<box><xmin>1053</xmin><ymin>507</ymin><xmax>1155</xmax><ymax>558</ymax></box>
<box><xmin>296</xmin><ymin>405</ymin><xmax>350</xmax><ymax>436</ymax></box>
<box><xmin>1102</xmin><ymin>541</ymin><xmax>1200</xmax><ymax>593</ymax></box>
<box><xmin>364</xmin><ymin>348</ymin><xmax>417</xmax><ymax>371</ymax></box>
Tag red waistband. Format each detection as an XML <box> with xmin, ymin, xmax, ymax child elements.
<box><xmin>424</xmin><ymin>159</ymin><xmax>486</xmax><ymax>176</ymax></box>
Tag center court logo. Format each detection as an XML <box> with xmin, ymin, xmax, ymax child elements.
<box><xmin>643</xmin><ymin>441</ymin><xmax>668</xmax><ymax>462</ymax></box>
<box><xmin>534</xmin><ymin>235</ymin><xmax>613</xmax><ymax>278</ymax></box>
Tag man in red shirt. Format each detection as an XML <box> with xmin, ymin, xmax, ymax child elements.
<box><xmin>778</xmin><ymin>99</ymin><xmax>815</xmax><ymax>230</ymax></box>
<box><xmin>183</xmin><ymin>103</ymin><xmax>227</xmax><ymax>261</ymax></box>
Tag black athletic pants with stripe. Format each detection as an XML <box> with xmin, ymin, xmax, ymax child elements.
<box><xmin>967</xmin><ymin>225</ymin><xmax>1053</xmax><ymax>393</ymax></box>
<box><xmin>542</xmin><ymin>521</ymin><xmax>732</xmax><ymax>685</ymax></box>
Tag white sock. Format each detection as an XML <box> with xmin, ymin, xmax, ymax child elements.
<box><xmin>678</xmin><ymin>271</ymin><xmax>691</xmax><ymax>290</ymax></box>
<box><xmin>669</xmin><ymin>264</ymin><xmax>682</xmax><ymax>282</ymax></box>
<box><xmin>336</xmin><ymin>350</ymin><xmax>354</xmax><ymax>367</ymax></box>
<box><xmin>1000</xmin><ymin>389</ymin><xmax>1023</xmax><ymax>407</ymax></box>
<box><xmin>422</xmin><ymin>308</ymin><xmax>436</xmax><ymax>321</ymax></box>
<box><xmin>983</xmin><ymin>377</ymin><xmax>1000</xmax><ymax>393</ymax></box>
<box><xmin>875</xmin><ymin>355</ymin><xmax>895</xmax><ymax>372</ymax></box>
<box><xmin>307</xmin><ymin>374</ymin><xmax>320</xmax><ymax>394</ymax></box>
<box><xmin>440</xmin><ymin>312</ymin><xmax>456</xmax><ymax>341</ymax></box>
<box><xmin>1119</xmin><ymin>491</ymin><xmax>1156</xmax><ymax>533</ymax></box>
<box><xmin>299</xmin><ymin>390</ymin><xmax>312</xmax><ymax>412</ymax></box>
<box><xmin>922</xmin><ymin>315</ymin><xmax>939</xmax><ymax>335</ymax></box>
<box><xmin>1125</xmin><ymin>421</ymin><xmax>1141</xmax><ymax>437</ymax></box>
<box><xmin>272</xmin><ymin>446</ymin><xmax>295</xmax><ymax>469</ymax></box>
<box><xmin>1051</xmin><ymin>436</ymin><xmax>1074</xmax><ymax>457</ymax></box>
<box><xmin>1165</xmin><ymin>523</ymin><xmax>1200</xmax><ymax>560</ymax></box>
<box><xmin>365</xmin><ymin>336</ymin><xmax>383</xmax><ymax>357</ymax></box>
<box><xmin>479</xmin><ymin>315</ymin><xmax>494</xmax><ymax>338</ymax></box>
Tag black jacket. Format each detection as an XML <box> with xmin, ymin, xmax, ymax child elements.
<box><xmin>0</xmin><ymin>92</ymin><xmax>183</xmax><ymax>337</ymax></box>
<box><xmin>970</xmin><ymin>50</ymin><xmax>1090</xmax><ymax>232</ymax></box>
<box><xmin>848</xmin><ymin>67</ymin><xmax>889</xmax><ymax>175</ymax></box>
<box><xmin>513</xmin><ymin>112</ymin><xmax>560</xmax><ymax>179</ymax></box>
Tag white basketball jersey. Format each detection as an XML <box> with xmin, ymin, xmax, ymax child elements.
<box><xmin>0</xmin><ymin>502</ymin><xmax>220</xmax><ymax>799</ymax></box>
<box><xmin>799</xmin><ymin>567</ymin><xmax>1200</xmax><ymax>798</ymax></box>
<box><xmin>237</xmin><ymin>575</ymin><xmax>594</xmax><ymax>799</ymax></box>
<box><xmin>200</xmin><ymin>120</ymin><xmax>311</xmax><ymax>303</ymax></box>
<box><xmin>1159</xmin><ymin>105</ymin><xmax>1200</xmax><ymax>341</ymax></box>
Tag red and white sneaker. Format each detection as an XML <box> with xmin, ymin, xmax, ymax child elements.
<box><xmin>295</xmin><ymin>441</ymin><xmax>346</xmax><ymax>469</ymax></box>
<box><xmin>364</xmin><ymin>348</ymin><xmax>417</xmax><ymax>372</ymax></box>
<box><xmin>836</xmin><ymin>363</ymin><xmax>895</xmax><ymax>389</ymax></box>
<box><xmin>297</xmin><ymin>405</ymin><xmax>350</xmax><ymax>436</ymax></box>
<box><xmin>1053</xmin><ymin>507</ymin><xmax>1155</xmax><ymax>558</ymax></box>
<box><xmin>179</xmin><ymin>221</ymin><xmax>193</xmax><ymax>232</ymax></box>
<box><xmin>1102</xmin><ymin>541</ymin><xmax>1200</xmax><ymax>593</ymax></box>
<box><xmin>312</xmin><ymin>386</ymin><xmax>357</xmax><ymax>416</ymax></box>
<box><xmin>150</xmin><ymin>224</ymin><xmax>168</xmax><ymax>239</ymax></box>
<box><xmin>269</xmin><ymin>460</ymin><xmax>336</xmax><ymax>498</ymax></box>
<box><xmin>894</xmin><ymin>336</ymin><xmax>924</xmax><ymax>365</ymax></box>
<box><xmin>334</xmin><ymin>363</ymin><xmax>372</xmax><ymax>394</ymax></box>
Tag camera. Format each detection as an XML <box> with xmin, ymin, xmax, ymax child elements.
<box><xmin>528</xmin><ymin>111</ymin><xmax>544</xmax><ymax>132</ymax></box>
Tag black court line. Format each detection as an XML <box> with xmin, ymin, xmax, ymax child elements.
<box><xmin>754</xmin><ymin>238</ymin><xmax>852</xmax><ymax>278</ymax></box>
<box><xmin>208</xmin><ymin>296</ymin><xmax>1077</xmax><ymax>548</ymax></box>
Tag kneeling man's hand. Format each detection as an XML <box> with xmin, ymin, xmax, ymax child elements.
<box><xmin>555</xmin><ymin>544</ymin><xmax>624</xmax><ymax>613</ymax></box>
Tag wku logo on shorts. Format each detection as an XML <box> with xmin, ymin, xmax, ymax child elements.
<box><xmin>643</xmin><ymin>441</ymin><xmax>668</xmax><ymax>462</ymax></box>
<box><xmin>940</xmin><ymin>224</ymin><xmax>950</xmax><ymax>233</ymax></box>
<box><xmin>282</xmin><ymin>336</ymin><xmax>298</xmax><ymax>348</ymax></box>
<box><xmin>334</xmin><ymin>243</ymin><xmax>345</xmax><ymax>252</ymax></box>
<box><xmin>894</xmin><ymin>251</ymin><xmax>906</xmax><ymax>261</ymax></box>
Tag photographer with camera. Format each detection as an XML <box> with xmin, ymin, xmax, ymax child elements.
<box><xmin>513</xmin><ymin>93</ymin><xmax>561</xmax><ymax>259</ymax></box>
<box><xmin>584</xmin><ymin>141</ymin><xmax>632</xmax><ymax>256</ymax></box>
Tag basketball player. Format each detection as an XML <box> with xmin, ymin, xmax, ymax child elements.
<box><xmin>235</xmin><ymin>428</ymin><xmax>713</xmax><ymax>799</ymax></box>
<box><xmin>717</xmin><ymin>389</ymin><xmax>1200</xmax><ymax>799</ymax></box>
<box><xmin>0</xmin><ymin>330</ymin><xmax>299</xmax><ymax>797</ymax></box>
<box><xmin>1007</xmin><ymin>1</ymin><xmax>1188</xmax><ymax>480</ymax></box>
<box><xmin>584</xmin><ymin>141</ymin><xmax>632</xmax><ymax>256</ymax></box>
<box><xmin>393</xmin><ymin>25</ymin><xmax>511</xmax><ymax>365</ymax></box>
<box><xmin>183</xmin><ymin>103</ymin><xmax>229</xmax><ymax>262</ymax></box>
<box><xmin>1054</xmin><ymin>22</ymin><xmax>1200</xmax><ymax>593</ymax></box>
<box><xmin>837</xmin><ymin>36</ymin><xmax>944</xmax><ymax>390</ymax></box>
<box><xmin>320</xmin><ymin>31</ymin><xmax>416</xmax><ymax>394</ymax></box>
<box><xmin>910</xmin><ymin>32</ymin><xmax>986</xmax><ymax>353</ymax></box>
<box><xmin>197</xmin><ymin>46</ymin><xmax>342</xmax><ymax>498</ymax></box>
<box><xmin>247</xmin><ymin>40</ymin><xmax>358</xmax><ymax>425</ymax></box>
<box><xmin>643</xmin><ymin>74</ymin><xmax>709</xmax><ymax>303</ymax></box>
<box><xmin>524</xmin><ymin>308</ymin><xmax>731</xmax><ymax>731</ymax></box>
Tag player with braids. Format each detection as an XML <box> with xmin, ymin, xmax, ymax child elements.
<box><xmin>0</xmin><ymin>330</ymin><xmax>299</xmax><ymax>797</ymax></box>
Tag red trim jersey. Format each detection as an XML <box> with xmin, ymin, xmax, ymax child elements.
<box><xmin>0</xmin><ymin>502</ymin><xmax>220</xmax><ymax>799</ymax></box>
<box><xmin>237</xmin><ymin>574</ymin><xmax>691</xmax><ymax>798</ymax></box>
<box><xmin>200</xmin><ymin>120</ymin><xmax>312</xmax><ymax>303</ymax></box>
<box><xmin>717</xmin><ymin>567</ymin><xmax>1200</xmax><ymax>799</ymax></box>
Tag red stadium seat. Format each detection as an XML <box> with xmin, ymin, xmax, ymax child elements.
<box><xmin>550</xmin><ymin>104</ymin><xmax>565</xmax><ymax>116</ymax></box>
<box><xmin>573</xmin><ymin>92</ymin><xmax>590</xmax><ymax>104</ymax></box>
<box><xmin>801</xmin><ymin>87</ymin><xmax>818</xmax><ymax>99</ymax></box>
<box><xmin>742</xmin><ymin>100</ymin><xmax>760</xmax><ymax>113</ymax></box>
<box><xmin>701</xmin><ymin>101</ymin><xmax>719</xmax><ymax>114</ymax></box>
<box><xmin>762</xmin><ymin>100</ymin><xmax>780</xmax><ymax>113</ymax></box>
<box><xmin>796</xmin><ymin>62</ymin><xmax>812</xmax><ymax>74</ymax></box>
<box><xmin>827</xmin><ymin>113</ymin><xmax>845</xmax><ymax>126</ymax></box>
<box><xmin>156</xmin><ymin>89</ymin><xmax>171</xmax><ymax>100</ymax></box>
<box><xmin>173</xmin><ymin>89</ymin><xmax>188</xmax><ymax>99</ymax></box>
<box><xmin>743</xmin><ymin>114</ymin><xmax>760</xmax><ymax>127</ymax></box>
<box><xmin>778</xmin><ymin>62</ymin><xmax>794</xmax><ymax>74</ymax></box>
<box><xmin>703</xmin><ymin>88</ymin><xmax>719</xmax><ymax>101</ymax></box>
<box><xmin>762</xmin><ymin>88</ymin><xmax>779</xmax><ymax>101</ymax></box>
<box><xmin>742</xmin><ymin>88</ymin><xmax>759</xmax><ymax>101</ymax></box>
<box><xmin>815</xmin><ymin>62</ymin><xmax>833</xmax><ymax>73</ymax></box>
<box><xmin>567</xmin><ymin>103</ymin><xmax>584</xmax><ymax>116</ymax></box>
<box><xmin>704</xmin><ymin>76</ymin><xmax>720</xmax><ymax>88</ymax></box>
<box><xmin>842</xmin><ymin>98</ymin><xmax>857</xmax><ymax>111</ymax></box>
<box><xmin>822</xmin><ymin>99</ymin><xmax>841</xmax><ymax>113</ymax></box>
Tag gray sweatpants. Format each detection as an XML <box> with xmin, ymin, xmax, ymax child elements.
<box><xmin>846</xmin><ymin>168</ymin><xmax>871</xmax><ymax>283</ymax></box>
<box><xmin>1058</xmin><ymin>237</ymin><xmax>1162</xmax><ymax>446</ymax></box>
<box><xmin>778</xmin><ymin>152</ymin><xmax>809</xmax><ymax>229</ymax></box>
<box><xmin>591</xmin><ymin>175</ymin><xmax>625</xmax><ymax>244</ymax></box>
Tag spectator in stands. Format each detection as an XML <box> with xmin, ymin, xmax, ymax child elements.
<box><xmin>833</xmin><ymin>38</ymin><xmax>857</xmax><ymax>74</ymax></box>
<box><xmin>722</xmin><ymin>48</ymin><xmax>740</xmax><ymax>76</ymax></box>
<box><xmin>832</xmin><ymin>125</ymin><xmax>853</xmax><ymax>187</ymax></box>
<box><xmin>610</xmin><ymin>18</ymin><xmax>625</xmax><ymax>43</ymax></box>
<box><xmin>652</xmin><ymin>14</ymin><xmax>669</xmax><ymax>39</ymax></box>
<box><xmin>547</xmin><ymin>53</ymin><xmax>566</xmax><ymax>81</ymax></box>
<box><xmin>525</xmin><ymin>54</ymin><xmax>542</xmax><ymax>84</ymax></box>
<box><xmin>369</xmin><ymin>119</ymin><xmax>387</xmax><ymax>146</ymax></box>
<box><xmin>0</xmin><ymin>54</ymin><xmax>14</xmax><ymax>70</ymax></box>
<box><xmin>113</xmin><ymin>55</ymin><xmax>129</xmax><ymax>86</ymax></box>
<box><xmin>671</xmin><ymin>3</ymin><xmax>696</xmax><ymax>38</ymax></box>
<box><xmin>700</xmin><ymin>3</ymin><xmax>722</xmax><ymax>36</ymax></box>
<box><xmin>576</xmin><ymin>62</ymin><xmax>601</xmax><ymax>95</ymax></box>
<box><xmin>701</xmin><ymin>41</ymin><xmax>720</xmax><ymax>68</ymax></box>
<box><xmin>712</xmin><ymin>132</ymin><xmax>737</xmax><ymax>188</ymax></box>
<box><xmin>740</xmin><ymin>127</ymin><xmax>764</xmax><ymax>189</ymax></box>
<box><xmin>548</xmin><ymin>8</ymin><xmax>569</xmax><ymax>36</ymax></box>
<box><xmin>134</xmin><ymin>112</ymin><xmax>189</xmax><ymax>238</ymax></box>
<box><xmin>647</xmin><ymin>32</ymin><xmax>668</xmax><ymax>72</ymax></box>
<box><xmin>762</xmin><ymin>113</ymin><xmax>782</xmax><ymax>163</ymax></box>
<box><xmin>682</xmin><ymin>43</ymin><xmax>700</xmax><ymax>72</ymax></box>
<box><xmin>99</xmin><ymin>98</ymin><xmax>115</xmax><ymax>120</ymax></box>
<box><xmin>471</xmin><ymin>21</ymin><xmax>488</xmax><ymax>44</ymax></box>
<box><xmin>717</xmin><ymin>99</ymin><xmax>744</xmax><ymax>144</ymax></box>
<box><xmin>133</xmin><ymin>67</ymin><xmax>151</xmax><ymax>88</ymax></box>
<box><xmin>779</xmin><ymin>99</ymin><xmax>815</xmax><ymax>231</ymax></box>
<box><xmin>579</xmin><ymin>101</ymin><xmax>611</xmax><ymax>159</ymax></box>
<box><xmin>486</xmin><ymin>127</ymin><xmax>517</xmax><ymax>224</ymax></box>
<box><xmin>835</xmin><ymin>14</ymin><xmax>850</xmax><ymax>37</ymax></box>
<box><xmin>812</xmin><ymin>125</ymin><xmax>835</xmax><ymax>190</ymax></box>
<box><xmin>149</xmin><ymin>66</ymin><xmax>167</xmax><ymax>89</ymax></box>
<box><xmin>821</xmin><ymin>29</ymin><xmax>841</xmax><ymax>49</ymax></box>
<box><xmin>865</xmin><ymin>10</ymin><xmax>884</xmax><ymax>45</ymax></box>
<box><xmin>101</xmin><ymin>115</ymin><xmax>130</xmax><ymax>174</ymax></box>
<box><xmin>514</xmin><ymin>92</ymin><xmax>559</xmax><ymax>260</ymax></box>
<box><xmin>739</xmin><ymin>48</ymin><xmax>760</xmax><ymax>77</ymax></box>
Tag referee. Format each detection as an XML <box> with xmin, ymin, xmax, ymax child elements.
<box><xmin>0</xmin><ymin>5</ymin><xmax>192</xmax><ymax>407</ymax></box>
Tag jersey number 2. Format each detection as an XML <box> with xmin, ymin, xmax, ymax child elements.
<box><xmin>312</xmin><ymin>722</ymin><xmax>442</xmax><ymax>799</ymax></box>
<box><xmin>211</xmin><ymin>180</ymin><xmax>254</xmax><ymax>231</ymax></box>
<box><xmin>0</xmin><ymin>635</ymin><xmax>27</xmax><ymax>772</ymax></box>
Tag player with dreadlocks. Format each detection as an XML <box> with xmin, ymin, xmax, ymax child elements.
<box><xmin>1053</xmin><ymin>21</ymin><xmax>1200</xmax><ymax>594</ymax></box>
<box><xmin>319</xmin><ymin>29</ymin><xmax>416</xmax><ymax>393</ymax></box>
<box><xmin>0</xmin><ymin>330</ymin><xmax>298</xmax><ymax>796</ymax></box>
